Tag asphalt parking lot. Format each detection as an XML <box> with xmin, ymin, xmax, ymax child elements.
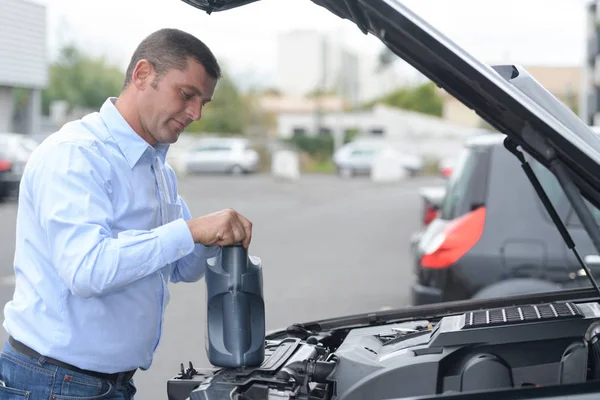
<box><xmin>0</xmin><ymin>173</ymin><xmax>438</xmax><ymax>399</ymax></box>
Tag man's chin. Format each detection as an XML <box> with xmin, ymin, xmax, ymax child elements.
<box><xmin>154</xmin><ymin>134</ymin><xmax>179</xmax><ymax>146</ymax></box>
<box><xmin>166</xmin><ymin>129</ymin><xmax>183</xmax><ymax>143</ymax></box>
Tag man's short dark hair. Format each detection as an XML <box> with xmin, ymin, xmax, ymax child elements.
<box><xmin>123</xmin><ymin>28</ymin><xmax>221</xmax><ymax>89</ymax></box>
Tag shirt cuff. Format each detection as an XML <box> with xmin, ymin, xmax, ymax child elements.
<box><xmin>155</xmin><ymin>218</ymin><xmax>196</xmax><ymax>265</ymax></box>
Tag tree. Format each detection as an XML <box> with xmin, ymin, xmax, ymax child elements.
<box><xmin>41</xmin><ymin>45</ymin><xmax>124</xmax><ymax>115</ymax></box>
<box><xmin>365</xmin><ymin>82</ymin><xmax>443</xmax><ymax>117</ymax></box>
<box><xmin>370</xmin><ymin>45</ymin><xmax>443</xmax><ymax>116</ymax></box>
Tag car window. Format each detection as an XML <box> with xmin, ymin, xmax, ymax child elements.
<box><xmin>439</xmin><ymin>147</ymin><xmax>479</xmax><ymax>220</ymax></box>
<box><xmin>576</xmin><ymin>199</ymin><xmax>600</xmax><ymax>228</ymax></box>
<box><xmin>529</xmin><ymin>157</ymin><xmax>600</xmax><ymax>227</ymax></box>
<box><xmin>350</xmin><ymin>148</ymin><xmax>379</xmax><ymax>157</ymax></box>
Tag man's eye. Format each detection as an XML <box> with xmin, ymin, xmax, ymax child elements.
<box><xmin>181</xmin><ymin>91</ymin><xmax>193</xmax><ymax>100</ymax></box>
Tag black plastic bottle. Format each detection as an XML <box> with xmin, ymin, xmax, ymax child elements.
<box><xmin>205</xmin><ymin>243</ymin><xmax>265</xmax><ymax>367</ymax></box>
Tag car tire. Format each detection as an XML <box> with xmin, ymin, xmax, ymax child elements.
<box><xmin>230</xmin><ymin>165</ymin><xmax>244</xmax><ymax>175</ymax></box>
<box><xmin>0</xmin><ymin>184</ymin><xmax>8</xmax><ymax>202</ymax></box>
<box><xmin>338</xmin><ymin>167</ymin><xmax>353</xmax><ymax>178</ymax></box>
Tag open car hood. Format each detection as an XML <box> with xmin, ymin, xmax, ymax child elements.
<box><xmin>180</xmin><ymin>0</ymin><xmax>260</xmax><ymax>13</ymax></box>
<box><xmin>182</xmin><ymin>0</ymin><xmax>600</xmax><ymax>211</ymax></box>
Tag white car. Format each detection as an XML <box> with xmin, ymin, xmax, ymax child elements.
<box><xmin>332</xmin><ymin>140</ymin><xmax>423</xmax><ymax>178</ymax></box>
<box><xmin>182</xmin><ymin>137</ymin><xmax>260</xmax><ymax>175</ymax></box>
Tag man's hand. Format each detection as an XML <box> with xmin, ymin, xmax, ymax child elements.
<box><xmin>186</xmin><ymin>208</ymin><xmax>253</xmax><ymax>248</ymax></box>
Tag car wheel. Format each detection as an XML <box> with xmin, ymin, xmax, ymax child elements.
<box><xmin>338</xmin><ymin>167</ymin><xmax>353</xmax><ymax>178</ymax></box>
<box><xmin>230</xmin><ymin>165</ymin><xmax>244</xmax><ymax>175</ymax></box>
<box><xmin>0</xmin><ymin>184</ymin><xmax>8</xmax><ymax>202</ymax></box>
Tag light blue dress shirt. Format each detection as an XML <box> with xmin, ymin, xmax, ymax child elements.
<box><xmin>3</xmin><ymin>97</ymin><xmax>218</xmax><ymax>373</ymax></box>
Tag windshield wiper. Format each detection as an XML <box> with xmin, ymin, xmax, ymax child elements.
<box><xmin>504</xmin><ymin>137</ymin><xmax>600</xmax><ymax>298</ymax></box>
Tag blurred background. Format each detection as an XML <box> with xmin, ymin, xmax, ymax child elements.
<box><xmin>1</xmin><ymin>0</ymin><xmax>600</xmax><ymax>399</ymax></box>
<box><xmin>0</xmin><ymin>0</ymin><xmax>593</xmax><ymax>183</ymax></box>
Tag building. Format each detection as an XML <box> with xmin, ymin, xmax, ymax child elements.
<box><xmin>276</xmin><ymin>30</ymin><xmax>360</xmax><ymax>105</ymax></box>
<box><xmin>277</xmin><ymin>103</ymin><xmax>482</xmax><ymax>160</ymax></box>
<box><xmin>276</xmin><ymin>30</ymin><xmax>402</xmax><ymax>107</ymax></box>
<box><xmin>257</xmin><ymin>94</ymin><xmax>348</xmax><ymax>115</ymax></box>
<box><xmin>582</xmin><ymin>1</ymin><xmax>600</xmax><ymax>126</ymax></box>
<box><xmin>0</xmin><ymin>0</ymin><xmax>48</xmax><ymax>134</ymax></box>
<box><xmin>441</xmin><ymin>65</ymin><xmax>582</xmax><ymax>129</ymax></box>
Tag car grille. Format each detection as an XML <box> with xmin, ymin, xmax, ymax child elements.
<box><xmin>462</xmin><ymin>302</ymin><xmax>583</xmax><ymax>329</ymax></box>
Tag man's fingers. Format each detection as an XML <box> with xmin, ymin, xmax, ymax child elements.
<box><xmin>232</xmin><ymin>225</ymin><xmax>245</xmax><ymax>244</ymax></box>
<box><xmin>235</xmin><ymin>214</ymin><xmax>253</xmax><ymax>248</ymax></box>
<box><xmin>196</xmin><ymin>209</ymin><xmax>252</xmax><ymax>248</ymax></box>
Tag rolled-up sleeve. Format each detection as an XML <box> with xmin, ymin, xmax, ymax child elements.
<box><xmin>32</xmin><ymin>141</ymin><xmax>195</xmax><ymax>298</ymax></box>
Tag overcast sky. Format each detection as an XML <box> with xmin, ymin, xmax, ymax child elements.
<box><xmin>29</xmin><ymin>0</ymin><xmax>593</xmax><ymax>87</ymax></box>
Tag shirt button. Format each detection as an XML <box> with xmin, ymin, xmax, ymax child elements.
<box><xmin>139</xmin><ymin>270</ymin><xmax>145</xmax><ymax>276</ymax></box>
<box><xmin>179</xmin><ymin>249</ymin><xmax>185</xmax><ymax>256</ymax></box>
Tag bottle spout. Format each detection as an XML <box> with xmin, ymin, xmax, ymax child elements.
<box><xmin>221</xmin><ymin>243</ymin><xmax>248</xmax><ymax>274</ymax></box>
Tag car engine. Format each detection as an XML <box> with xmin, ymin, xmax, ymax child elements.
<box><xmin>168</xmin><ymin>301</ymin><xmax>600</xmax><ymax>399</ymax></box>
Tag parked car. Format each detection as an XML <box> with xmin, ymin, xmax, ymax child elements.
<box><xmin>411</xmin><ymin>133</ymin><xmax>600</xmax><ymax>305</ymax></box>
<box><xmin>0</xmin><ymin>148</ymin><xmax>12</xmax><ymax>201</ymax></box>
<box><xmin>410</xmin><ymin>184</ymin><xmax>447</xmax><ymax>252</ymax></box>
<box><xmin>181</xmin><ymin>137</ymin><xmax>259</xmax><ymax>175</ymax></box>
<box><xmin>437</xmin><ymin>155</ymin><xmax>456</xmax><ymax>178</ymax></box>
<box><xmin>332</xmin><ymin>139</ymin><xmax>423</xmax><ymax>178</ymax></box>
<box><xmin>0</xmin><ymin>132</ymin><xmax>38</xmax><ymax>194</ymax></box>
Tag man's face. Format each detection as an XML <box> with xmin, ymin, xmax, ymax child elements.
<box><xmin>137</xmin><ymin>58</ymin><xmax>218</xmax><ymax>146</ymax></box>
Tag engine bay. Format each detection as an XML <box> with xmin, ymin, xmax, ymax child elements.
<box><xmin>168</xmin><ymin>300</ymin><xmax>600</xmax><ymax>400</ymax></box>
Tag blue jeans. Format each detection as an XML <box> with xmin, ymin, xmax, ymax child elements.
<box><xmin>0</xmin><ymin>339</ymin><xmax>136</xmax><ymax>399</ymax></box>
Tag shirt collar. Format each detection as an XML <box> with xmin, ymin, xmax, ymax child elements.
<box><xmin>100</xmin><ymin>97</ymin><xmax>170</xmax><ymax>167</ymax></box>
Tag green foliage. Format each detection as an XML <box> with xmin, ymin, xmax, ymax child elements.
<box><xmin>343</xmin><ymin>128</ymin><xmax>360</xmax><ymax>144</ymax></box>
<box><xmin>285</xmin><ymin>133</ymin><xmax>334</xmax><ymax>161</ymax></box>
<box><xmin>39</xmin><ymin>44</ymin><xmax>262</xmax><ymax>137</ymax></box>
<box><xmin>42</xmin><ymin>45</ymin><xmax>124</xmax><ymax>115</ymax></box>
<box><xmin>305</xmin><ymin>158</ymin><xmax>335</xmax><ymax>174</ymax></box>
<box><xmin>359</xmin><ymin>81</ymin><xmax>443</xmax><ymax>117</ymax></box>
<box><xmin>186</xmin><ymin>74</ymin><xmax>250</xmax><ymax>135</ymax></box>
<box><xmin>379</xmin><ymin>82</ymin><xmax>443</xmax><ymax>116</ymax></box>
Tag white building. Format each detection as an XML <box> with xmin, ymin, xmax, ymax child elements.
<box><xmin>276</xmin><ymin>30</ymin><xmax>401</xmax><ymax>106</ymax></box>
<box><xmin>277</xmin><ymin>104</ymin><xmax>485</xmax><ymax>160</ymax></box>
<box><xmin>0</xmin><ymin>0</ymin><xmax>48</xmax><ymax>134</ymax></box>
<box><xmin>276</xmin><ymin>30</ymin><xmax>359</xmax><ymax>105</ymax></box>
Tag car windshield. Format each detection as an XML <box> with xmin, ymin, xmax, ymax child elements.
<box><xmin>529</xmin><ymin>156</ymin><xmax>600</xmax><ymax>231</ymax></box>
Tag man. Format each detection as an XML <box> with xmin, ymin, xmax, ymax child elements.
<box><xmin>0</xmin><ymin>28</ymin><xmax>251</xmax><ymax>399</ymax></box>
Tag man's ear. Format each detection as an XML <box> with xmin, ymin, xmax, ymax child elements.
<box><xmin>131</xmin><ymin>59</ymin><xmax>154</xmax><ymax>90</ymax></box>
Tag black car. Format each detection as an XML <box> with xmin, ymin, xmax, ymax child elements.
<box><xmin>166</xmin><ymin>1</ymin><xmax>600</xmax><ymax>400</ymax></box>
<box><xmin>411</xmin><ymin>133</ymin><xmax>600</xmax><ymax>305</ymax></box>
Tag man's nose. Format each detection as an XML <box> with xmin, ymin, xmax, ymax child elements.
<box><xmin>187</xmin><ymin>102</ymin><xmax>202</xmax><ymax>121</ymax></box>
